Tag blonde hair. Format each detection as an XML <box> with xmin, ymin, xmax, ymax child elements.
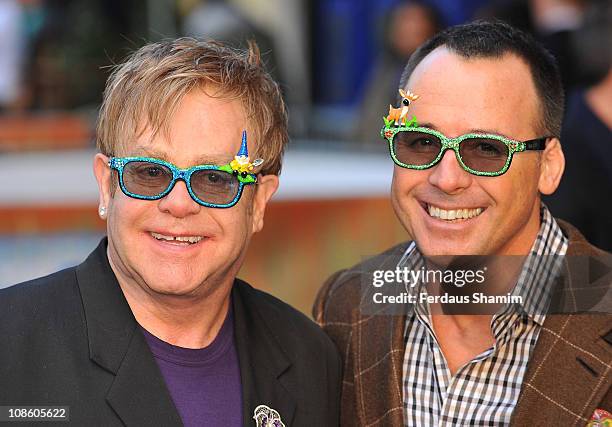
<box><xmin>96</xmin><ymin>38</ymin><xmax>288</xmax><ymax>176</ymax></box>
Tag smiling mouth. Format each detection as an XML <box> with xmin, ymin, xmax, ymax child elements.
<box><xmin>424</xmin><ymin>203</ymin><xmax>485</xmax><ymax>222</ymax></box>
<box><xmin>150</xmin><ymin>232</ymin><xmax>205</xmax><ymax>245</ymax></box>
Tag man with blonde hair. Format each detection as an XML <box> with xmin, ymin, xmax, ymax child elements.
<box><xmin>0</xmin><ymin>39</ymin><xmax>340</xmax><ymax>427</ymax></box>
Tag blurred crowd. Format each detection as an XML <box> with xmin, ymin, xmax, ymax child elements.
<box><xmin>0</xmin><ymin>0</ymin><xmax>610</xmax><ymax>249</ymax></box>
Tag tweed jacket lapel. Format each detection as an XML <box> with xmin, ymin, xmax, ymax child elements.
<box><xmin>511</xmin><ymin>314</ymin><xmax>612</xmax><ymax>425</ymax></box>
<box><xmin>351</xmin><ymin>307</ymin><xmax>406</xmax><ymax>426</ymax></box>
<box><xmin>350</xmin><ymin>246</ymin><xmax>408</xmax><ymax>426</ymax></box>
<box><xmin>511</xmin><ymin>221</ymin><xmax>612</xmax><ymax>425</ymax></box>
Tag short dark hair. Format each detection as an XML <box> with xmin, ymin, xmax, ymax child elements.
<box><xmin>399</xmin><ymin>20</ymin><xmax>564</xmax><ymax>137</ymax></box>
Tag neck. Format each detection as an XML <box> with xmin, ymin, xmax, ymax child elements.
<box><xmin>127</xmin><ymin>287</ymin><xmax>232</xmax><ymax>349</ymax></box>
<box><xmin>496</xmin><ymin>199</ymin><xmax>542</xmax><ymax>256</ymax></box>
<box><xmin>425</xmin><ymin>205</ymin><xmax>541</xmax><ymax>374</ymax></box>
<box><xmin>107</xmin><ymin>248</ymin><xmax>233</xmax><ymax>349</ymax></box>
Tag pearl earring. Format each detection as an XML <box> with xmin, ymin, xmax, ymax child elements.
<box><xmin>98</xmin><ymin>206</ymin><xmax>106</xmax><ymax>218</ymax></box>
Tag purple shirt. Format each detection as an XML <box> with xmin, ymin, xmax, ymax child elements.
<box><xmin>141</xmin><ymin>306</ymin><xmax>242</xmax><ymax>427</ymax></box>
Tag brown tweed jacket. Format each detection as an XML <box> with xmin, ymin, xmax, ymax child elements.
<box><xmin>313</xmin><ymin>220</ymin><xmax>612</xmax><ymax>426</ymax></box>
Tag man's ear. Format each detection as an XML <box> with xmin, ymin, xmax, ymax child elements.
<box><xmin>93</xmin><ymin>153</ymin><xmax>113</xmax><ymax>218</ymax></box>
<box><xmin>538</xmin><ymin>137</ymin><xmax>565</xmax><ymax>195</ymax></box>
<box><xmin>251</xmin><ymin>174</ymin><xmax>279</xmax><ymax>234</ymax></box>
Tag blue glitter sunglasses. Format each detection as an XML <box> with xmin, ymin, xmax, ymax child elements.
<box><xmin>108</xmin><ymin>131</ymin><xmax>262</xmax><ymax>208</ymax></box>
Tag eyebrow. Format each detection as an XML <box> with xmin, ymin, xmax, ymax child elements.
<box><xmin>418</xmin><ymin>122</ymin><xmax>514</xmax><ymax>139</ymax></box>
<box><xmin>130</xmin><ymin>147</ymin><xmax>230</xmax><ymax>166</ymax></box>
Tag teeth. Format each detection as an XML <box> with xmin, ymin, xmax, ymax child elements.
<box><xmin>151</xmin><ymin>232</ymin><xmax>203</xmax><ymax>244</ymax></box>
<box><xmin>427</xmin><ymin>205</ymin><xmax>483</xmax><ymax>221</ymax></box>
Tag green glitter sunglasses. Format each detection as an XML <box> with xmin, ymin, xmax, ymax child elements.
<box><xmin>381</xmin><ymin>125</ymin><xmax>549</xmax><ymax>177</ymax></box>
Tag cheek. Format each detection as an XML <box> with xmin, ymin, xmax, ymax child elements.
<box><xmin>481</xmin><ymin>161</ymin><xmax>539</xmax><ymax>214</ymax></box>
<box><xmin>107</xmin><ymin>197</ymin><xmax>151</xmax><ymax>242</ymax></box>
<box><xmin>391</xmin><ymin>169</ymin><xmax>420</xmax><ymax>205</ymax></box>
<box><xmin>390</xmin><ymin>174</ymin><xmax>403</xmax><ymax>212</ymax></box>
<box><xmin>211</xmin><ymin>204</ymin><xmax>253</xmax><ymax>244</ymax></box>
<box><xmin>391</xmin><ymin>169</ymin><xmax>424</xmax><ymax>236</ymax></box>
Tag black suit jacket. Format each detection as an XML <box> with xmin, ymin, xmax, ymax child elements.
<box><xmin>0</xmin><ymin>239</ymin><xmax>341</xmax><ymax>426</ymax></box>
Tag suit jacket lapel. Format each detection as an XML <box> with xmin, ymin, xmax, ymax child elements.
<box><xmin>232</xmin><ymin>280</ymin><xmax>296</xmax><ymax>427</ymax></box>
<box><xmin>105</xmin><ymin>330</ymin><xmax>183</xmax><ymax>426</ymax></box>
<box><xmin>76</xmin><ymin>239</ymin><xmax>182</xmax><ymax>426</ymax></box>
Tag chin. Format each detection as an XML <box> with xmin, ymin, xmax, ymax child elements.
<box><xmin>140</xmin><ymin>269</ymin><xmax>208</xmax><ymax>297</ymax></box>
<box><xmin>419</xmin><ymin>245</ymin><xmax>461</xmax><ymax>259</ymax></box>
<box><xmin>416</xmin><ymin>236</ymin><xmax>486</xmax><ymax>258</ymax></box>
<box><xmin>148</xmin><ymin>282</ymin><xmax>204</xmax><ymax>298</ymax></box>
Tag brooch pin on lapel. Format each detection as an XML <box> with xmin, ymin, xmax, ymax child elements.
<box><xmin>587</xmin><ymin>409</ymin><xmax>612</xmax><ymax>427</ymax></box>
<box><xmin>230</xmin><ymin>130</ymin><xmax>264</xmax><ymax>176</ymax></box>
<box><xmin>383</xmin><ymin>88</ymin><xmax>419</xmax><ymax>133</ymax></box>
<box><xmin>253</xmin><ymin>404</ymin><xmax>285</xmax><ymax>427</ymax></box>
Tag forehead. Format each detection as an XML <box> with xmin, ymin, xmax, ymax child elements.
<box><xmin>121</xmin><ymin>89</ymin><xmax>250</xmax><ymax>165</ymax></box>
<box><xmin>405</xmin><ymin>47</ymin><xmax>541</xmax><ymax>138</ymax></box>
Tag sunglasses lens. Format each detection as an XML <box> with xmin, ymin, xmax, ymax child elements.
<box><xmin>123</xmin><ymin>161</ymin><xmax>173</xmax><ymax>196</ymax></box>
<box><xmin>459</xmin><ymin>138</ymin><xmax>509</xmax><ymax>173</ymax></box>
<box><xmin>191</xmin><ymin>169</ymin><xmax>240</xmax><ymax>205</ymax></box>
<box><xmin>392</xmin><ymin>131</ymin><xmax>442</xmax><ymax>166</ymax></box>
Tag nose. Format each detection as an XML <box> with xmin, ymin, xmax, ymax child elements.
<box><xmin>427</xmin><ymin>149</ymin><xmax>472</xmax><ymax>194</ymax></box>
<box><xmin>157</xmin><ymin>179</ymin><xmax>201</xmax><ymax>217</ymax></box>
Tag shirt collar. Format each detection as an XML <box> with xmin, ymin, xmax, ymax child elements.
<box><xmin>509</xmin><ymin>203</ymin><xmax>568</xmax><ymax>325</ymax></box>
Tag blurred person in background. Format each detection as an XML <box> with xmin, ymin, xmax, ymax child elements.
<box><xmin>181</xmin><ymin>0</ymin><xmax>281</xmax><ymax>84</ymax></box>
<box><xmin>529</xmin><ymin>0</ymin><xmax>589</xmax><ymax>88</ymax></box>
<box><xmin>545</xmin><ymin>0</ymin><xmax>612</xmax><ymax>251</ymax></box>
<box><xmin>0</xmin><ymin>38</ymin><xmax>340</xmax><ymax>426</ymax></box>
<box><xmin>20</xmin><ymin>0</ymin><xmax>148</xmax><ymax>110</ymax></box>
<box><xmin>477</xmin><ymin>0</ymin><xmax>596</xmax><ymax>90</ymax></box>
<box><xmin>0</xmin><ymin>0</ymin><xmax>25</xmax><ymax>111</ymax></box>
<box><xmin>315</xmin><ymin>21</ymin><xmax>611</xmax><ymax>425</ymax></box>
<box><xmin>354</xmin><ymin>0</ymin><xmax>443</xmax><ymax>145</ymax></box>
